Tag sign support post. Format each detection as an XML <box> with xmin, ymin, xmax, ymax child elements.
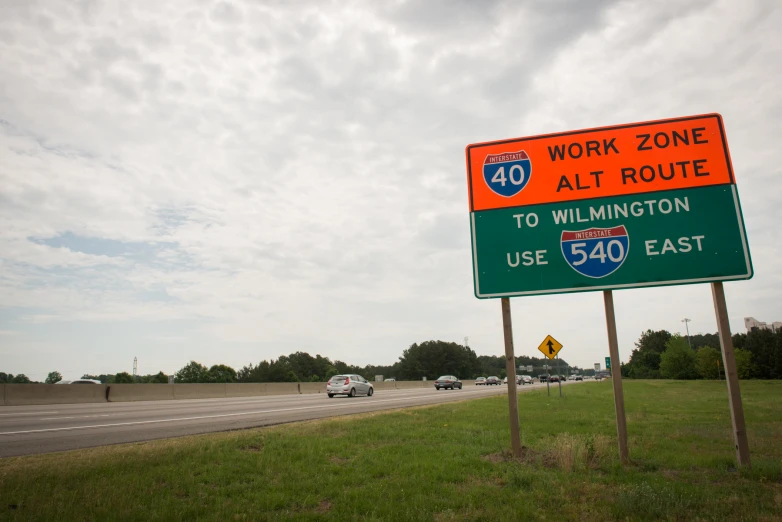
<box><xmin>603</xmin><ymin>290</ymin><xmax>629</xmax><ymax>466</ymax></box>
<box><xmin>501</xmin><ymin>297</ymin><xmax>522</xmax><ymax>458</ymax></box>
<box><xmin>711</xmin><ymin>282</ymin><xmax>751</xmax><ymax>469</ymax></box>
<box><xmin>546</xmin><ymin>369</ymin><xmax>550</xmax><ymax>396</ymax></box>
<box><xmin>557</xmin><ymin>355</ymin><xmax>562</xmax><ymax>397</ymax></box>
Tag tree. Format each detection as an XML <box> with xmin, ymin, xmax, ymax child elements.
<box><xmin>175</xmin><ymin>361</ymin><xmax>209</xmax><ymax>383</ymax></box>
<box><xmin>45</xmin><ymin>371</ymin><xmax>63</xmax><ymax>384</ymax></box>
<box><xmin>397</xmin><ymin>341</ymin><xmax>482</xmax><ymax>380</ymax></box>
<box><xmin>696</xmin><ymin>346</ymin><xmax>721</xmax><ymax>379</ymax></box>
<box><xmin>0</xmin><ymin>372</ymin><xmax>13</xmax><ymax>384</ymax></box>
<box><xmin>150</xmin><ymin>371</ymin><xmax>169</xmax><ymax>384</ymax></box>
<box><xmin>659</xmin><ymin>336</ymin><xmax>698</xmax><ymax>379</ymax></box>
<box><xmin>625</xmin><ymin>329</ymin><xmax>672</xmax><ymax>378</ymax></box>
<box><xmin>744</xmin><ymin>329</ymin><xmax>775</xmax><ymax>379</ymax></box>
<box><xmin>207</xmin><ymin>364</ymin><xmax>237</xmax><ymax>383</ymax></box>
<box><xmin>10</xmin><ymin>374</ymin><xmax>31</xmax><ymax>383</ymax></box>
<box><xmin>112</xmin><ymin>372</ymin><xmax>134</xmax><ymax>384</ymax></box>
<box><xmin>734</xmin><ymin>349</ymin><xmax>753</xmax><ymax>379</ymax></box>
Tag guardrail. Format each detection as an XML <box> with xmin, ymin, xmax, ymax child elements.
<box><xmin>0</xmin><ymin>380</ymin><xmax>473</xmax><ymax>406</ymax></box>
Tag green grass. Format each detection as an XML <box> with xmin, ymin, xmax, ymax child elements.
<box><xmin>1</xmin><ymin>381</ymin><xmax>781</xmax><ymax>521</ymax></box>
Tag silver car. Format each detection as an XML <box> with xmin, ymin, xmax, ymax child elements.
<box><xmin>327</xmin><ymin>374</ymin><xmax>374</xmax><ymax>398</ymax></box>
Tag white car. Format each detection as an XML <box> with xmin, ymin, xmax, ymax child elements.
<box><xmin>327</xmin><ymin>374</ymin><xmax>374</xmax><ymax>398</ymax></box>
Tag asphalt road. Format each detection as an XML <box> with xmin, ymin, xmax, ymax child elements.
<box><xmin>0</xmin><ymin>381</ymin><xmax>573</xmax><ymax>457</ymax></box>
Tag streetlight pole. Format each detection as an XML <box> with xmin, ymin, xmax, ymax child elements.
<box><xmin>682</xmin><ymin>318</ymin><xmax>692</xmax><ymax>349</ymax></box>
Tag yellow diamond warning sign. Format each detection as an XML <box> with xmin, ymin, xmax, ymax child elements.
<box><xmin>538</xmin><ymin>335</ymin><xmax>563</xmax><ymax>360</ymax></box>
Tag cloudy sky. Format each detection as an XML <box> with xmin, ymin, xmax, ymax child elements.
<box><xmin>1</xmin><ymin>0</ymin><xmax>780</xmax><ymax>381</ymax></box>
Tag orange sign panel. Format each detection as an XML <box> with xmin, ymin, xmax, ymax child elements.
<box><xmin>465</xmin><ymin>114</ymin><xmax>735</xmax><ymax>212</ymax></box>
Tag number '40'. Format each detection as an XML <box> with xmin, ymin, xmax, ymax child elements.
<box><xmin>491</xmin><ymin>165</ymin><xmax>526</xmax><ymax>186</ymax></box>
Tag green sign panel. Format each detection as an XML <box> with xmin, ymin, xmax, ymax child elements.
<box><xmin>605</xmin><ymin>357</ymin><xmax>611</xmax><ymax>369</ymax></box>
<box><xmin>471</xmin><ymin>185</ymin><xmax>752</xmax><ymax>297</ymax></box>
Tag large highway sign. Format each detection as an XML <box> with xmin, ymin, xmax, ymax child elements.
<box><xmin>465</xmin><ymin>114</ymin><xmax>752</xmax><ymax>298</ymax></box>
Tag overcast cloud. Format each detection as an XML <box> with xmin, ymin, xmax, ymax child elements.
<box><xmin>1</xmin><ymin>0</ymin><xmax>781</xmax><ymax>381</ymax></box>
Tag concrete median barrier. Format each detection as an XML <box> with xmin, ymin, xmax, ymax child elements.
<box><xmin>225</xmin><ymin>383</ymin><xmax>265</xmax><ymax>397</ymax></box>
<box><xmin>371</xmin><ymin>382</ymin><xmax>396</xmax><ymax>391</ymax></box>
<box><xmin>173</xmin><ymin>383</ymin><xmax>227</xmax><ymax>400</ymax></box>
<box><xmin>108</xmin><ymin>384</ymin><xmax>175</xmax><ymax>402</ymax></box>
<box><xmin>299</xmin><ymin>382</ymin><xmax>325</xmax><ymax>394</ymax></box>
<box><xmin>394</xmin><ymin>381</ymin><xmax>425</xmax><ymax>390</ymax></box>
<box><xmin>263</xmin><ymin>383</ymin><xmax>300</xmax><ymax>396</ymax></box>
<box><xmin>1</xmin><ymin>384</ymin><xmax>5</xmax><ymax>406</ymax></box>
<box><xmin>4</xmin><ymin>384</ymin><xmax>109</xmax><ymax>406</ymax></box>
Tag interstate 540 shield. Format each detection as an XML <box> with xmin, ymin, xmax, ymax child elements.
<box><xmin>465</xmin><ymin>114</ymin><xmax>752</xmax><ymax>298</ymax></box>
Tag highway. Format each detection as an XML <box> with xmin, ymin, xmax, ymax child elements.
<box><xmin>0</xmin><ymin>382</ymin><xmax>569</xmax><ymax>457</ymax></box>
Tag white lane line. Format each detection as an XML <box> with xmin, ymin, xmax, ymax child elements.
<box><xmin>0</xmin><ymin>411</ymin><xmax>58</xmax><ymax>416</ymax></box>
<box><xmin>0</xmin><ymin>389</ymin><xmax>508</xmax><ymax>436</ymax></box>
<box><xmin>39</xmin><ymin>414</ymin><xmax>114</xmax><ymax>421</ymax></box>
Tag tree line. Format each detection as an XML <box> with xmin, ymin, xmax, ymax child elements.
<box><xmin>1</xmin><ymin>340</ymin><xmax>575</xmax><ymax>385</ymax></box>
<box><xmin>8</xmin><ymin>329</ymin><xmax>778</xmax><ymax>385</ymax></box>
<box><xmin>622</xmin><ymin>328</ymin><xmax>782</xmax><ymax>380</ymax></box>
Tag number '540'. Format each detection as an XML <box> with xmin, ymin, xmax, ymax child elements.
<box><xmin>569</xmin><ymin>241</ymin><xmax>625</xmax><ymax>266</ymax></box>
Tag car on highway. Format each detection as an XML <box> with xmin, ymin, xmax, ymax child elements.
<box><xmin>434</xmin><ymin>376</ymin><xmax>462</xmax><ymax>390</ymax></box>
<box><xmin>519</xmin><ymin>375</ymin><xmax>533</xmax><ymax>385</ymax></box>
<box><xmin>575</xmin><ymin>376</ymin><xmax>583</xmax><ymax>381</ymax></box>
<box><xmin>56</xmin><ymin>379</ymin><xmax>101</xmax><ymax>384</ymax></box>
<box><xmin>327</xmin><ymin>374</ymin><xmax>374</xmax><ymax>398</ymax></box>
<box><xmin>503</xmin><ymin>377</ymin><xmax>508</xmax><ymax>384</ymax></box>
<box><xmin>549</xmin><ymin>375</ymin><xmax>560</xmax><ymax>383</ymax></box>
<box><xmin>538</xmin><ymin>374</ymin><xmax>550</xmax><ymax>383</ymax></box>
<box><xmin>384</xmin><ymin>378</ymin><xmax>396</xmax><ymax>382</ymax></box>
<box><xmin>475</xmin><ymin>377</ymin><xmax>487</xmax><ymax>385</ymax></box>
<box><xmin>486</xmin><ymin>376</ymin><xmax>501</xmax><ymax>385</ymax></box>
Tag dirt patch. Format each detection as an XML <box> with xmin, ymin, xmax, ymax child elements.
<box><xmin>481</xmin><ymin>446</ymin><xmax>544</xmax><ymax>465</ymax></box>
<box><xmin>314</xmin><ymin>500</ymin><xmax>332</xmax><ymax>514</ymax></box>
<box><xmin>241</xmin><ymin>444</ymin><xmax>262</xmax><ymax>452</ymax></box>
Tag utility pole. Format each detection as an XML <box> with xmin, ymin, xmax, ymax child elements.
<box><xmin>133</xmin><ymin>357</ymin><xmax>138</xmax><ymax>378</ymax></box>
<box><xmin>682</xmin><ymin>318</ymin><xmax>692</xmax><ymax>349</ymax></box>
<box><xmin>464</xmin><ymin>336</ymin><xmax>469</xmax><ymax>348</ymax></box>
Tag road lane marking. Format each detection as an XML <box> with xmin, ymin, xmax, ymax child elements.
<box><xmin>38</xmin><ymin>414</ymin><xmax>115</xmax><ymax>421</ymax></box>
<box><xmin>0</xmin><ymin>388</ymin><xmax>511</xmax><ymax>436</ymax></box>
<box><xmin>0</xmin><ymin>412</ymin><xmax>58</xmax><ymax>416</ymax></box>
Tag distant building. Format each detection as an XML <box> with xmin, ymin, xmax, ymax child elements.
<box><xmin>744</xmin><ymin>317</ymin><xmax>782</xmax><ymax>333</ymax></box>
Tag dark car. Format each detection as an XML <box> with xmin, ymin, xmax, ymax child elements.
<box><xmin>435</xmin><ymin>375</ymin><xmax>462</xmax><ymax>390</ymax></box>
<box><xmin>486</xmin><ymin>376</ymin><xmax>501</xmax><ymax>385</ymax></box>
<box><xmin>575</xmin><ymin>376</ymin><xmax>583</xmax><ymax>381</ymax></box>
<box><xmin>549</xmin><ymin>375</ymin><xmax>560</xmax><ymax>383</ymax></box>
<box><xmin>538</xmin><ymin>374</ymin><xmax>550</xmax><ymax>383</ymax></box>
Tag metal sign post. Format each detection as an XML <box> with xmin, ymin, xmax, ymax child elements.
<box><xmin>501</xmin><ymin>298</ymin><xmax>522</xmax><ymax>458</ymax></box>
<box><xmin>556</xmin><ymin>354</ymin><xmax>562</xmax><ymax>397</ymax></box>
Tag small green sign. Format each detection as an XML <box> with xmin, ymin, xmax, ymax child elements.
<box><xmin>605</xmin><ymin>357</ymin><xmax>611</xmax><ymax>369</ymax></box>
<box><xmin>470</xmin><ymin>185</ymin><xmax>752</xmax><ymax>298</ymax></box>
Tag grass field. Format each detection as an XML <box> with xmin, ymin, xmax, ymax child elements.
<box><xmin>1</xmin><ymin>381</ymin><xmax>781</xmax><ymax>521</ymax></box>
